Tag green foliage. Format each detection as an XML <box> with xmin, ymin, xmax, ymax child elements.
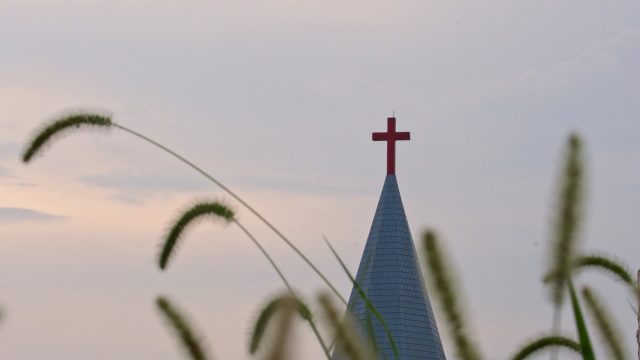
<box><xmin>510</xmin><ymin>336</ymin><xmax>581</xmax><ymax>360</ymax></box>
<box><xmin>582</xmin><ymin>287</ymin><xmax>627</xmax><ymax>360</ymax></box>
<box><xmin>156</xmin><ymin>296</ymin><xmax>211</xmax><ymax>360</ymax></box>
<box><xmin>22</xmin><ymin>112</ymin><xmax>112</xmax><ymax>163</ymax></box>
<box><xmin>159</xmin><ymin>201</ymin><xmax>234</xmax><ymax>270</ymax></box>
<box><xmin>422</xmin><ymin>230</ymin><xmax>483</xmax><ymax>360</ymax></box>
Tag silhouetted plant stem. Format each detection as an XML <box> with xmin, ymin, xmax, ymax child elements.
<box><xmin>548</xmin><ymin>307</ymin><xmax>562</xmax><ymax>360</ymax></box>
<box><xmin>546</xmin><ymin>134</ymin><xmax>584</xmax><ymax>360</ymax></box>
<box><xmin>23</xmin><ymin>114</ymin><xmax>346</xmax><ymax>305</ymax></box>
<box><xmin>157</xmin><ymin>200</ymin><xmax>330</xmax><ymax>359</ymax></box>
<box><xmin>156</xmin><ymin>296</ymin><xmax>212</xmax><ymax>360</ymax></box>
<box><xmin>112</xmin><ymin>123</ymin><xmax>346</xmax><ymax>305</ymax></box>
<box><xmin>582</xmin><ymin>287</ymin><xmax>626</xmax><ymax>360</ymax></box>
<box><xmin>249</xmin><ymin>293</ymin><xmax>326</xmax><ymax>360</ymax></box>
<box><xmin>422</xmin><ymin>230</ymin><xmax>483</xmax><ymax>360</ymax></box>
<box><xmin>233</xmin><ymin>220</ymin><xmax>331</xmax><ymax>360</ymax></box>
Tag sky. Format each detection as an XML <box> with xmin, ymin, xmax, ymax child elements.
<box><xmin>1</xmin><ymin>1</ymin><xmax>639</xmax><ymax>359</ymax></box>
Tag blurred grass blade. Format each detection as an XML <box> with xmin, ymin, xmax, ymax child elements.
<box><xmin>249</xmin><ymin>293</ymin><xmax>312</xmax><ymax>355</ymax></box>
<box><xmin>582</xmin><ymin>287</ymin><xmax>626</xmax><ymax>360</ymax></box>
<box><xmin>324</xmin><ymin>237</ymin><xmax>399</xmax><ymax>360</ymax></box>
<box><xmin>22</xmin><ymin>112</ymin><xmax>112</xmax><ymax>162</ymax></box>
<box><xmin>232</xmin><ymin>224</ymin><xmax>330</xmax><ymax>359</ymax></box>
<box><xmin>318</xmin><ymin>292</ymin><xmax>375</xmax><ymax>360</ymax></box>
<box><xmin>159</xmin><ymin>201</ymin><xmax>234</xmax><ymax>270</ymax></box>
<box><xmin>569</xmin><ymin>281</ymin><xmax>595</xmax><ymax>360</ymax></box>
<box><xmin>422</xmin><ymin>230</ymin><xmax>482</xmax><ymax>360</ymax></box>
<box><xmin>510</xmin><ymin>336</ymin><xmax>581</xmax><ymax>360</ymax></box>
<box><xmin>264</xmin><ymin>295</ymin><xmax>298</xmax><ymax>360</ymax></box>
<box><xmin>572</xmin><ymin>254</ymin><xmax>634</xmax><ymax>286</ymax></box>
<box><xmin>156</xmin><ymin>296</ymin><xmax>210</xmax><ymax>360</ymax></box>
<box><xmin>546</xmin><ymin>133</ymin><xmax>585</xmax><ymax>307</ymax></box>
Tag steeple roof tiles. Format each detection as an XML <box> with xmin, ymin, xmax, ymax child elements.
<box><xmin>332</xmin><ymin>175</ymin><xmax>446</xmax><ymax>360</ymax></box>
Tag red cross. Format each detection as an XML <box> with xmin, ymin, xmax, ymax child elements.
<box><xmin>372</xmin><ymin>117</ymin><xmax>410</xmax><ymax>175</ymax></box>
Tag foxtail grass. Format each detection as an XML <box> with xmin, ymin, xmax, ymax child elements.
<box><xmin>22</xmin><ymin>111</ymin><xmax>346</xmax><ymax>305</ymax></box>
<box><xmin>161</xmin><ymin>201</ymin><xmax>331</xmax><ymax>359</ymax></box>
<box><xmin>249</xmin><ymin>293</ymin><xmax>306</xmax><ymax>360</ymax></box>
<box><xmin>422</xmin><ymin>230</ymin><xmax>483</xmax><ymax>360</ymax></box>
<box><xmin>156</xmin><ymin>296</ymin><xmax>211</xmax><ymax>360</ymax></box>
<box><xmin>324</xmin><ymin>237</ymin><xmax>399</xmax><ymax>360</ymax></box>
<box><xmin>318</xmin><ymin>292</ymin><xmax>375</xmax><ymax>360</ymax></box>
<box><xmin>546</xmin><ymin>133</ymin><xmax>585</xmax><ymax>308</ymax></box>
<box><xmin>21</xmin><ymin>112</ymin><xmax>112</xmax><ymax>162</ymax></box>
<box><xmin>159</xmin><ymin>201</ymin><xmax>234</xmax><ymax>270</ymax></box>
<box><xmin>510</xmin><ymin>336</ymin><xmax>581</xmax><ymax>360</ymax></box>
<box><xmin>572</xmin><ymin>254</ymin><xmax>635</xmax><ymax>287</ymax></box>
<box><xmin>582</xmin><ymin>287</ymin><xmax>626</xmax><ymax>360</ymax></box>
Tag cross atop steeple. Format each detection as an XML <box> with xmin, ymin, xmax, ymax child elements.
<box><xmin>372</xmin><ymin>117</ymin><xmax>410</xmax><ymax>175</ymax></box>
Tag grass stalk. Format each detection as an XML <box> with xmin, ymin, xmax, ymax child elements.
<box><xmin>159</xmin><ymin>201</ymin><xmax>330</xmax><ymax>359</ymax></box>
<box><xmin>582</xmin><ymin>287</ymin><xmax>626</xmax><ymax>360</ymax></box>
<box><xmin>156</xmin><ymin>296</ymin><xmax>211</xmax><ymax>360</ymax></box>
<box><xmin>547</xmin><ymin>133</ymin><xmax>584</xmax><ymax>308</ymax></box>
<box><xmin>422</xmin><ymin>230</ymin><xmax>482</xmax><ymax>360</ymax></box>
<box><xmin>113</xmin><ymin>123</ymin><xmax>347</xmax><ymax>305</ymax></box>
<box><xmin>22</xmin><ymin>113</ymin><xmax>346</xmax><ymax>305</ymax></box>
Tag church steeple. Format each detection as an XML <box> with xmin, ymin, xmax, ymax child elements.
<box><xmin>332</xmin><ymin>118</ymin><xmax>446</xmax><ymax>360</ymax></box>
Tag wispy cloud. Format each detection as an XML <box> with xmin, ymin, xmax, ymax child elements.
<box><xmin>0</xmin><ymin>207</ymin><xmax>67</xmax><ymax>222</ymax></box>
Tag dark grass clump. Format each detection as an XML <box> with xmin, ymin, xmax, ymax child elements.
<box><xmin>22</xmin><ymin>112</ymin><xmax>112</xmax><ymax>163</ymax></box>
<box><xmin>156</xmin><ymin>296</ymin><xmax>211</xmax><ymax>360</ymax></box>
<box><xmin>159</xmin><ymin>201</ymin><xmax>234</xmax><ymax>270</ymax></box>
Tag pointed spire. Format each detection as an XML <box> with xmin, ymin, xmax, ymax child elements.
<box><xmin>333</xmin><ymin>175</ymin><xmax>446</xmax><ymax>360</ymax></box>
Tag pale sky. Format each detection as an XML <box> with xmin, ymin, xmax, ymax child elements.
<box><xmin>1</xmin><ymin>1</ymin><xmax>639</xmax><ymax>359</ymax></box>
